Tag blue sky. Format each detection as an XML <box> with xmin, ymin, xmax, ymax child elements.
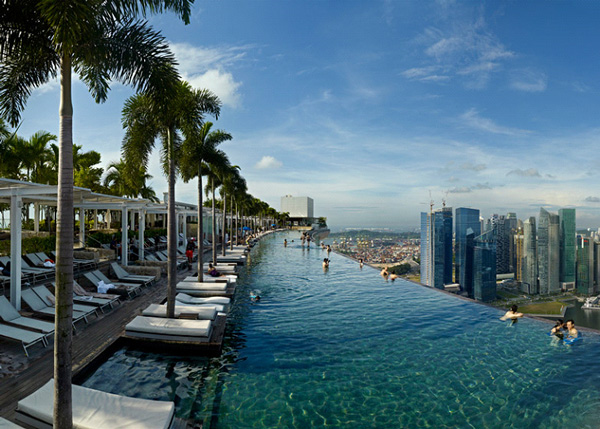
<box><xmin>15</xmin><ymin>1</ymin><xmax>600</xmax><ymax>230</ymax></box>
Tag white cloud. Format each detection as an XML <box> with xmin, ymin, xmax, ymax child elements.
<box><xmin>187</xmin><ymin>69</ymin><xmax>242</xmax><ymax>108</ymax></box>
<box><xmin>255</xmin><ymin>156</ymin><xmax>282</xmax><ymax>170</ymax></box>
<box><xmin>507</xmin><ymin>168</ymin><xmax>542</xmax><ymax>178</ymax></box>
<box><xmin>510</xmin><ymin>69</ymin><xmax>547</xmax><ymax>92</ymax></box>
<box><xmin>459</xmin><ymin>108</ymin><xmax>530</xmax><ymax>136</ymax></box>
<box><xmin>170</xmin><ymin>42</ymin><xmax>247</xmax><ymax>108</ymax></box>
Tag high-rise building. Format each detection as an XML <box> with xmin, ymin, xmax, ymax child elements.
<box><xmin>433</xmin><ymin>207</ymin><xmax>453</xmax><ymax>289</ymax></box>
<box><xmin>515</xmin><ymin>227</ymin><xmax>524</xmax><ymax>283</ymax></box>
<box><xmin>420</xmin><ymin>207</ymin><xmax>452</xmax><ymax>289</ymax></box>
<box><xmin>495</xmin><ymin>215</ymin><xmax>510</xmax><ymax>274</ymax></box>
<box><xmin>576</xmin><ymin>235</ymin><xmax>594</xmax><ymax>295</ymax></box>
<box><xmin>420</xmin><ymin>212</ymin><xmax>432</xmax><ymax>286</ymax></box>
<box><xmin>474</xmin><ymin>230</ymin><xmax>497</xmax><ymax>302</ymax></box>
<box><xmin>455</xmin><ymin>207</ymin><xmax>481</xmax><ymax>293</ymax></box>
<box><xmin>559</xmin><ymin>208</ymin><xmax>576</xmax><ymax>290</ymax></box>
<box><xmin>506</xmin><ymin>213</ymin><xmax>518</xmax><ymax>273</ymax></box>
<box><xmin>522</xmin><ymin>217</ymin><xmax>538</xmax><ymax>294</ymax></box>
<box><xmin>538</xmin><ymin>208</ymin><xmax>560</xmax><ymax>295</ymax></box>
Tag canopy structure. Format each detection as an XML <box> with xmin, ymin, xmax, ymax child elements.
<box><xmin>0</xmin><ymin>178</ymin><xmax>225</xmax><ymax>310</ymax></box>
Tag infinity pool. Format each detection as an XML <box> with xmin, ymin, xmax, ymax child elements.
<box><xmin>83</xmin><ymin>232</ymin><xmax>600</xmax><ymax>428</ymax></box>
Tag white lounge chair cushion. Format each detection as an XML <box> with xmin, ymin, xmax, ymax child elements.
<box><xmin>175</xmin><ymin>301</ymin><xmax>227</xmax><ymax>313</ymax></box>
<box><xmin>126</xmin><ymin>316</ymin><xmax>212</xmax><ymax>337</ymax></box>
<box><xmin>0</xmin><ymin>417</ymin><xmax>22</xmax><ymax>428</ymax></box>
<box><xmin>17</xmin><ymin>379</ymin><xmax>174</xmax><ymax>429</ymax></box>
<box><xmin>182</xmin><ymin>275</ymin><xmax>236</xmax><ymax>283</ymax></box>
<box><xmin>176</xmin><ymin>282</ymin><xmax>227</xmax><ymax>291</ymax></box>
<box><xmin>175</xmin><ymin>293</ymin><xmax>230</xmax><ymax>305</ymax></box>
<box><xmin>142</xmin><ymin>304</ymin><xmax>217</xmax><ymax>320</ymax></box>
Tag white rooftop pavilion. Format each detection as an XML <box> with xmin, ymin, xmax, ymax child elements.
<box><xmin>0</xmin><ymin>178</ymin><xmax>225</xmax><ymax>310</ymax></box>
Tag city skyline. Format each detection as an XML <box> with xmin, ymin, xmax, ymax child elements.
<box><xmin>11</xmin><ymin>1</ymin><xmax>600</xmax><ymax>229</ymax></box>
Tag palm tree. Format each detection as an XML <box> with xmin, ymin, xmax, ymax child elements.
<box><xmin>0</xmin><ymin>2</ymin><xmax>191</xmax><ymax>426</ymax></box>
<box><xmin>219</xmin><ymin>165</ymin><xmax>242</xmax><ymax>255</ymax></box>
<box><xmin>203</xmin><ymin>151</ymin><xmax>231</xmax><ymax>266</ymax></box>
<box><xmin>181</xmin><ymin>122</ymin><xmax>231</xmax><ymax>282</ymax></box>
<box><xmin>122</xmin><ymin>83</ymin><xmax>221</xmax><ymax>318</ymax></box>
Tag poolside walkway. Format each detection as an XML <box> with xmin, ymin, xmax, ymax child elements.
<box><xmin>0</xmin><ymin>252</ymin><xmax>214</xmax><ymax>423</ymax></box>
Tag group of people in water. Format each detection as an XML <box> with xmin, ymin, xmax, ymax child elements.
<box><xmin>501</xmin><ymin>304</ymin><xmax>580</xmax><ymax>341</ymax></box>
<box><xmin>379</xmin><ymin>266</ymin><xmax>399</xmax><ymax>282</ymax></box>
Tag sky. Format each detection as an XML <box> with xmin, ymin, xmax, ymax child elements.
<box><xmin>13</xmin><ymin>0</ymin><xmax>600</xmax><ymax>231</ymax></box>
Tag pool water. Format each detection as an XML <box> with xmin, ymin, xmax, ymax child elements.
<box><xmin>82</xmin><ymin>232</ymin><xmax>600</xmax><ymax>428</ymax></box>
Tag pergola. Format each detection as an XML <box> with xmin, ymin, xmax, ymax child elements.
<box><xmin>0</xmin><ymin>178</ymin><xmax>221</xmax><ymax>310</ymax></box>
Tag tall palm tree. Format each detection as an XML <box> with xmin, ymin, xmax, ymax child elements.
<box><xmin>219</xmin><ymin>165</ymin><xmax>241</xmax><ymax>255</ymax></box>
<box><xmin>204</xmin><ymin>151</ymin><xmax>231</xmax><ymax>266</ymax></box>
<box><xmin>181</xmin><ymin>122</ymin><xmax>231</xmax><ymax>282</ymax></box>
<box><xmin>122</xmin><ymin>82</ymin><xmax>221</xmax><ymax>318</ymax></box>
<box><xmin>0</xmin><ymin>2</ymin><xmax>191</xmax><ymax>426</ymax></box>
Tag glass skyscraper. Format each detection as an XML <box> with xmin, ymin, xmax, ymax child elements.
<box><xmin>522</xmin><ymin>217</ymin><xmax>538</xmax><ymax>294</ymax></box>
<box><xmin>576</xmin><ymin>235</ymin><xmax>594</xmax><ymax>295</ymax></box>
<box><xmin>538</xmin><ymin>208</ymin><xmax>560</xmax><ymax>295</ymax></box>
<box><xmin>559</xmin><ymin>208</ymin><xmax>576</xmax><ymax>290</ymax></box>
<box><xmin>474</xmin><ymin>230</ymin><xmax>497</xmax><ymax>302</ymax></box>
<box><xmin>433</xmin><ymin>207</ymin><xmax>453</xmax><ymax>289</ymax></box>
<box><xmin>455</xmin><ymin>207</ymin><xmax>480</xmax><ymax>296</ymax></box>
<box><xmin>420</xmin><ymin>212</ymin><xmax>432</xmax><ymax>286</ymax></box>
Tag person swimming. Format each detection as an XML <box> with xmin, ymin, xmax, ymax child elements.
<box><xmin>551</xmin><ymin>319</ymin><xmax>565</xmax><ymax>339</ymax></box>
<box><xmin>500</xmin><ymin>304</ymin><xmax>524</xmax><ymax>321</ymax></box>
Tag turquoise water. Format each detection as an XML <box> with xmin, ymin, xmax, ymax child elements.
<box><xmin>83</xmin><ymin>232</ymin><xmax>600</xmax><ymax>428</ymax></box>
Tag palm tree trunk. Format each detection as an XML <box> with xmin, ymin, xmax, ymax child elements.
<box><xmin>166</xmin><ymin>127</ymin><xmax>177</xmax><ymax>319</ymax></box>
<box><xmin>221</xmin><ymin>192</ymin><xmax>226</xmax><ymax>256</ymax></box>
<box><xmin>197</xmin><ymin>168</ymin><xmax>204</xmax><ymax>282</ymax></box>
<box><xmin>211</xmin><ymin>178</ymin><xmax>217</xmax><ymax>264</ymax></box>
<box><xmin>230</xmin><ymin>196</ymin><xmax>234</xmax><ymax>251</ymax></box>
<box><xmin>54</xmin><ymin>52</ymin><xmax>73</xmax><ymax>429</ymax></box>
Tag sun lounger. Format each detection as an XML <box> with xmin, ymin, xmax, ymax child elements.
<box><xmin>0</xmin><ymin>417</ymin><xmax>22</xmax><ymax>428</ymax></box>
<box><xmin>21</xmin><ymin>289</ymin><xmax>90</xmax><ymax>327</ymax></box>
<box><xmin>0</xmin><ymin>321</ymin><xmax>47</xmax><ymax>357</ymax></box>
<box><xmin>110</xmin><ymin>262</ymin><xmax>155</xmax><ymax>286</ymax></box>
<box><xmin>15</xmin><ymin>379</ymin><xmax>175</xmax><ymax>429</ymax></box>
<box><xmin>83</xmin><ymin>271</ymin><xmax>141</xmax><ymax>298</ymax></box>
<box><xmin>32</xmin><ymin>285</ymin><xmax>99</xmax><ymax>319</ymax></box>
<box><xmin>59</xmin><ymin>281</ymin><xmax>120</xmax><ymax>313</ymax></box>
<box><xmin>175</xmin><ymin>293</ymin><xmax>230</xmax><ymax>312</ymax></box>
<box><xmin>176</xmin><ymin>282</ymin><xmax>228</xmax><ymax>292</ymax></box>
<box><xmin>19</xmin><ymin>257</ymin><xmax>55</xmax><ymax>280</ymax></box>
<box><xmin>125</xmin><ymin>316</ymin><xmax>213</xmax><ymax>342</ymax></box>
<box><xmin>142</xmin><ymin>303</ymin><xmax>217</xmax><ymax>320</ymax></box>
<box><xmin>0</xmin><ymin>296</ymin><xmax>54</xmax><ymax>336</ymax></box>
<box><xmin>182</xmin><ymin>275</ymin><xmax>236</xmax><ymax>284</ymax></box>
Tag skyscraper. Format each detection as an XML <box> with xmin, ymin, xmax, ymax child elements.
<box><xmin>455</xmin><ymin>207</ymin><xmax>481</xmax><ymax>293</ymax></box>
<box><xmin>576</xmin><ymin>235</ymin><xmax>594</xmax><ymax>295</ymax></box>
<box><xmin>433</xmin><ymin>207</ymin><xmax>453</xmax><ymax>289</ymax></box>
<box><xmin>420</xmin><ymin>212</ymin><xmax>432</xmax><ymax>286</ymax></box>
<box><xmin>559</xmin><ymin>208</ymin><xmax>576</xmax><ymax>290</ymax></box>
<box><xmin>495</xmin><ymin>215</ymin><xmax>510</xmax><ymax>274</ymax></box>
<box><xmin>538</xmin><ymin>208</ymin><xmax>560</xmax><ymax>295</ymax></box>
<box><xmin>506</xmin><ymin>213</ymin><xmax>518</xmax><ymax>273</ymax></box>
<box><xmin>522</xmin><ymin>217</ymin><xmax>538</xmax><ymax>294</ymax></box>
<box><xmin>474</xmin><ymin>230</ymin><xmax>497</xmax><ymax>302</ymax></box>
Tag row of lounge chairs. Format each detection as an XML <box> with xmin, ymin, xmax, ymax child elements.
<box><xmin>0</xmin><ymin>262</ymin><xmax>157</xmax><ymax>356</ymax></box>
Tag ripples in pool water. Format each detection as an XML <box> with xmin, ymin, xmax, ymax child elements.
<box><xmin>83</xmin><ymin>232</ymin><xmax>600</xmax><ymax>428</ymax></box>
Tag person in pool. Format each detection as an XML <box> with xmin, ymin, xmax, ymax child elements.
<box><xmin>565</xmin><ymin>319</ymin><xmax>578</xmax><ymax>339</ymax></box>
<box><xmin>500</xmin><ymin>305</ymin><xmax>523</xmax><ymax>321</ymax></box>
<box><xmin>550</xmin><ymin>319</ymin><xmax>565</xmax><ymax>339</ymax></box>
<box><xmin>323</xmin><ymin>258</ymin><xmax>330</xmax><ymax>269</ymax></box>
<box><xmin>359</xmin><ymin>258</ymin><xmax>364</xmax><ymax>268</ymax></box>
<box><xmin>284</xmin><ymin>239</ymin><xmax>287</xmax><ymax>247</ymax></box>
<box><xmin>380</xmin><ymin>267</ymin><xmax>389</xmax><ymax>280</ymax></box>
<box><xmin>389</xmin><ymin>273</ymin><xmax>399</xmax><ymax>282</ymax></box>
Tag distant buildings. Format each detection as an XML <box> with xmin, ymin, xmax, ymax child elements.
<box><xmin>281</xmin><ymin>195</ymin><xmax>314</xmax><ymax>226</ymax></box>
<box><xmin>419</xmin><ymin>204</ymin><xmax>600</xmax><ymax>299</ymax></box>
